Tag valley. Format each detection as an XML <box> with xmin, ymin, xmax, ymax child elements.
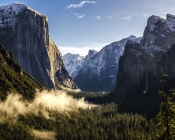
<box><xmin>0</xmin><ymin>2</ymin><xmax>174</xmax><ymax>140</ymax></box>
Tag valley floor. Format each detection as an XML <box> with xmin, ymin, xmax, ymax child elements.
<box><xmin>0</xmin><ymin>90</ymin><xmax>168</xmax><ymax>140</ymax></box>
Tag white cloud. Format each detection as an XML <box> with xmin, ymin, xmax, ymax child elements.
<box><xmin>115</xmin><ymin>10</ymin><xmax>149</xmax><ymax>21</ymax></box>
<box><xmin>59</xmin><ymin>46</ymin><xmax>101</xmax><ymax>56</ymax></box>
<box><xmin>141</xmin><ymin>13</ymin><xmax>149</xmax><ymax>18</ymax></box>
<box><xmin>96</xmin><ymin>16</ymin><xmax>101</xmax><ymax>20</ymax></box>
<box><xmin>161</xmin><ymin>8</ymin><xmax>175</xmax><ymax>18</ymax></box>
<box><xmin>121</xmin><ymin>15</ymin><xmax>132</xmax><ymax>21</ymax></box>
<box><xmin>78</xmin><ymin>15</ymin><xmax>85</xmax><ymax>19</ymax></box>
<box><xmin>74</xmin><ymin>13</ymin><xmax>86</xmax><ymax>19</ymax></box>
<box><xmin>66</xmin><ymin>1</ymin><xmax>96</xmax><ymax>9</ymax></box>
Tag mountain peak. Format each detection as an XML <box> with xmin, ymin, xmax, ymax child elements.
<box><xmin>141</xmin><ymin>14</ymin><xmax>175</xmax><ymax>53</ymax></box>
<box><xmin>0</xmin><ymin>3</ymin><xmax>45</xmax><ymax>17</ymax></box>
<box><xmin>166</xmin><ymin>14</ymin><xmax>175</xmax><ymax>21</ymax></box>
<box><xmin>87</xmin><ymin>49</ymin><xmax>98</xmax><ymax>56</ymax></box>
<box><xmin>63</xmin><ymin>50</ymin><xmax>97</xmax><ymax>79</ymax></box>
<box><xmin>147</xmin><ymin>15</ymin><xmax>164</xmax><ymax>31</ymax></box>
<box><xmin>128</xmin><ymin>35</ymin><xmax>136</xmax><ymax>39</ymax></box>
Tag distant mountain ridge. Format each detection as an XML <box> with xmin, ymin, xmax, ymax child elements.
<box><xmin>0</xmin><ymin>3</ymin><xmax>75</xmax><ymax>89</ymax></box>
<box><xmin>63</xmin><ymin>49</ymin><xmax>97</xmax><ymax>79</ymax></box>
<box><xmin>74</xmin><ymin>36</ymin><xmax>141</xmax><ymax>92</ymax></box>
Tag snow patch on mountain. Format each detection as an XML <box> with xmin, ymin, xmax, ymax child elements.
<box><xmin>0</xmin><ymin>3</ymin><xmax>44</xmax><ymax>16</ymax></box>
<box><xmin>74</xmin><ymin>35</ymin><xmax>141</xmax><ymax>91</ymax></box>
<box><xmin>141</xmin><ymin>14</ymin><xmax>175</xmax><ymax>56</ymax></box>
<box><xmin>63</xmin><ymin>50</ymin><xmax>98</xmax><ymax>79</ymax></box>
<box><xmin>0</xmin><ymin>3</ymin><xmax>45</xmax><ymax>28</ymax></box>
<box><xmin>83</xmin><ymin>35</ymin><xmax>140</xmax><ymax>76</ymax></box>
<box><xmin>147</xmin><ymin>16</ymin><xmax>165</xmax><ymax>32</ymax></box>
<box><xmin>166</xmin><ymin>14</ymin><xmax>175</xmax><ymax>32</ymax></box>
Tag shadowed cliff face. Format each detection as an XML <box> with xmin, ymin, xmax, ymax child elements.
<box><xmin>0</xmin><ymin>43</ymin><xmax>44</xmax><ymax>100</ymax></box>
<box><xmin>116</xmin><ymin>41</ymin><xmax>153</xmax><ymax>97</ymax></box>
<box><xmin>116</xmin><ymin>14</ymin><xmax>175</xmax><ymax>117</ymax></box>
<box><xmin>116</xmin><ymin>14</ymin><xmax>175</xmax><ymax>97</ymax></box>
<box><xmin>0</xmin><ymin>3</ymin><xmax>75</xmax><ymax>89</ymax></box>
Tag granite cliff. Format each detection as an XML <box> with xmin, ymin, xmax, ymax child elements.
<box><xmin>0</xmin><ymin>3</ymin><xmax>75</xmax><ymax>89</ymax></box>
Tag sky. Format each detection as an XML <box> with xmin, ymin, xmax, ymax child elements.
<box><xmin>1</xmin><ymin>0</ymin><xmax>175</xmax><ymax>56</ymax></box>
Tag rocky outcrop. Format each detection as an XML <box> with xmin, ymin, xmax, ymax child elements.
<box><xmin>0</xmin><ymin>3</ymin><xmax>75</xmax><ymax>89</ymax></box>
<box><xmin>74</xmin><ymin>36</ymin><xmax>140</xmax><ymax>92</ymax></box>
<box><xmin>141</xmin><ymin>14</ymin><xmax>175</xmax><ymax>56</ymax></box>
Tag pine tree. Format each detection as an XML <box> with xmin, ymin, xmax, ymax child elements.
<box><xmin>156</xmin><ymin>74</ymin><xmax>175</xmax><ymax>140</ymax></box>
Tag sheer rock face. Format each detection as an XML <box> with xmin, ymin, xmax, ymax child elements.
<box><xmin>116</xmin><ymin>41</ymin><xmax>153</xmax><ymax>96</ymax></box>
<box><xmin>0</xmin><ymin>3</ymin><xmax>75</xmax><ymax>89</ymax></box>
<box><xmin>48</xmin><ymin>39</ymin><xmax>75</xmax><ymax>89</ymax></box>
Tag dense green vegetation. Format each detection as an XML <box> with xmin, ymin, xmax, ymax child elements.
<box><xmin>0</xmin><ymin>103</ymin><xmax>158</xmax><ymax>140</ymax></box>
<box><xmin>0</xmin><ymin>44</ymin><xmax>44</xmax><ymax>100</ymax></box>
<box><xmin>0</xmin><ymin>93</ymin><xmax>172</xmax><ymax>140</ymax></box>
<box><xmin>0</xmin><ymin>44</ymin><xmax>174</xmax><ymax>139</ymax></box>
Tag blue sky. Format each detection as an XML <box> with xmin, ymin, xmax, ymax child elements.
<box><xmin>1</xmin><ymin>0</ymin><xmax>175</xmax><ymax>55</ymax></box>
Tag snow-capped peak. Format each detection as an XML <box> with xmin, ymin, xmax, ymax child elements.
<box><xmin>166</xmin><ymin>14</ymin><xmax>175</xmax><ymax>32</ymax></box>
<box><xmin>84</xmin><ymin>49</ymin><xmax>98</xmax><ymax>62</ymax></box>
<box><xmin>166</xmin><ymin>14</ymin><xmax>175</xmax><ymax>21</ymax></box>
<box><xmin>82</xmin><ymin>35</ymin><xmax>139</xmax><ymax>76</ymax></box>
<box><xmin>146</xmin><ymin>14</ymin><xmax>175</xmax><ymax>33</ymax></box>
<box><xmin>0</xmin><ymin>3</ymin><xmax>46</xmax><ymax>29</ymax></box>
<box><xmin>0</xmin><ymin>3</ymin><xmax>44</xmax><ymax>17</ymax></box>
<box><xmin>74</xmin><ymin>36</ymin><xmax>142</xmax><ymax>91</ymax></box>
<box><xmin>127</xmin><ymin>35</ymin><xmax>137</xmax><ymax>40</ymax></box>
<box><xmin>63</xmin><ymin>50</ymin><xmax>98</xmax><ymax>79</ymax></box>
<box><xmin>147</xmin><ymin>15</ymin><xmax>165</xmax><ymax>31</ymax></box>
<box><xmin>142</xmin><ymin>14</ymin><xmax>175</xmax><ymax>54</ymax></box>
<box><xmin>0</xmin><ymin>3</ymin><xmax>25</xmax><ymax>14</ymax></box>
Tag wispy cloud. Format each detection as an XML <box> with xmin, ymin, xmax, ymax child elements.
<box><xmin>120</xmin><ymin>15</ymin><xmax>132</xmax><ymax>21</ymax></box>
<box><xmin>96</xmin><ymin>16</ymin><xmax>101</xmax><ymax>20</ymax></box>
<box><xmin>110</xmin><ymin>10</ymin><xmax>150</xmax><ymax>21</ymax></box>
<box><xmin>77</xmin><ymin>15</ymin><xmax>85</xmax><ymax>19</ymax></box>
<box><xmin>66</xmin><ymin>1</ymin><xmax>96</xmax><ymax>9</ymax></box>
<box><xmin>74</xmin><ymin>13</ymin><xmax>86</xmax><ymax>19</ymax></box>
<box><xmin>141</xmin><ymin>13</ymin><xmax>149</xmax><ymax>18</ymax></box>
<box><xmin>160</xmin><ymin>8</ymin><xmax>175</xmax><ymax>18</ymax></box>
<box><xmin>59</xmin><ymin>46</ymin><xmax>101</xmax><ymax>56</ymax></box>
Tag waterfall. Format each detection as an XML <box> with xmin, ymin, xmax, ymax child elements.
<box><xmin>143</xmin><ymin>67</ymin><xmax>148</xmax><ymax>94</ymax></box>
